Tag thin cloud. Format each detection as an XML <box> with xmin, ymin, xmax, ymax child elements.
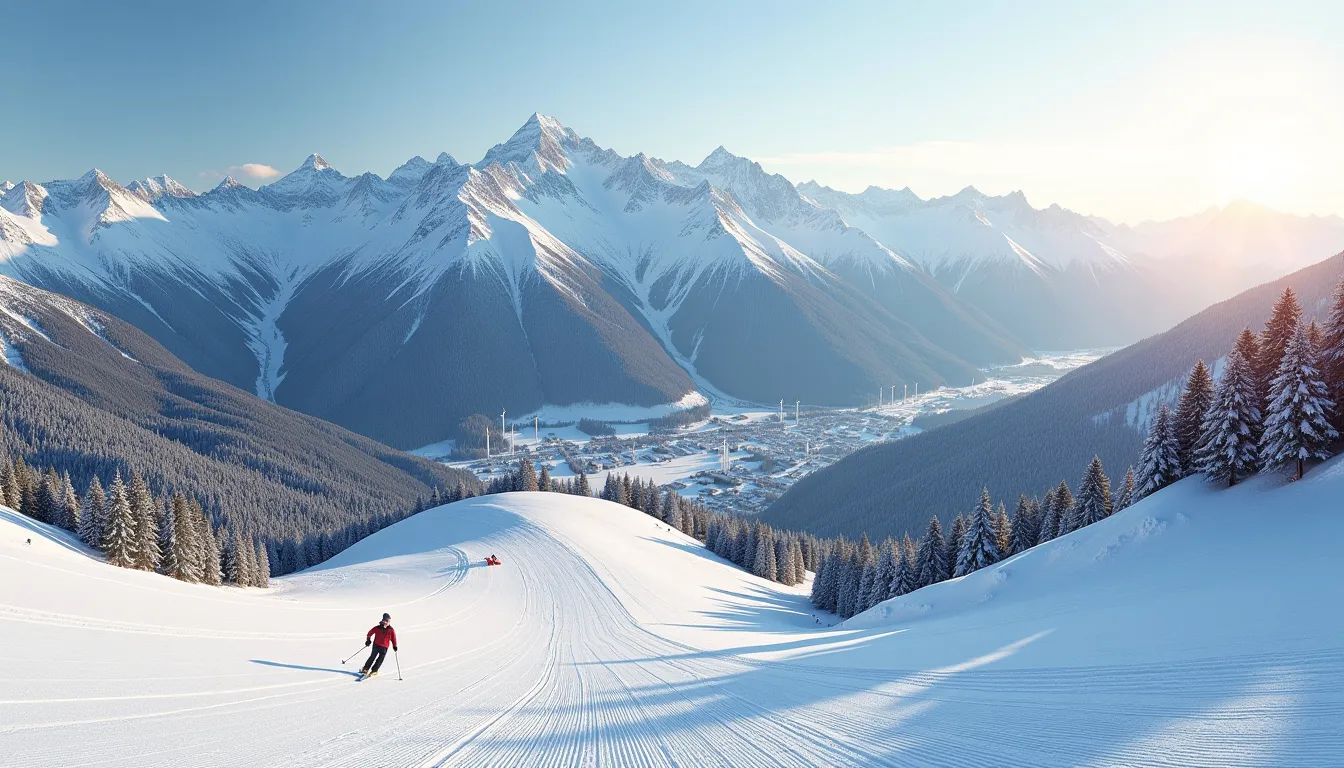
<box><xmin>229</xmin><ymin>163</ymin><xmax>282</xmax><ymax>181</ymax></box>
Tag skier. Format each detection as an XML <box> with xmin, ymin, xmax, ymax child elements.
<box><xmin>486</xmin><ymin>554</ymin><xmax>502</xmax><ymax>566</ymax></box>
<box><xmin>359</xmin><ymin>613</ymin><xmax>397</xmax><ymax>679</ymax></box>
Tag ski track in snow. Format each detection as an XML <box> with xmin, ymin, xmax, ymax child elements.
<box><xmin>2</xmin><ymin>481</ymin><xmax>1343</xmax><ymax>767</ymax></box>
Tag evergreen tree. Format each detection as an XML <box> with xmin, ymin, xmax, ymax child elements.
<box><xmin>898</xmin><ymin>535</ymin><xmax>918</xmax><ymax>595</ymax></box>
<box><xmin>1234</xmin><ymin>327</ymin><xmax>1264</xmax><ymax>405</ymax></box>
<box><xmin>129</xmin><ymin>471</ymin><xmax>160</xmax><ymax>572</ymax></box>
<box><xmin>955</xmin><ymin>489</ymin><xmax>1000</xmax><ymax>577</ymax></box>
<box><xmin>222</xmin><ymin>530</ymin><xmax>241</xmax><ymax>584</ymax></box>
<box><xmin>537</xmin><ymin>464</ymin><xmax>551</xmax><ymax>492</ymax></box>
<box><xmin>78</xmin><ymin>476</ymin><xmax>106</xmax><ymax>549</ymax></box>
<box><xmin>620</xmin><ymin>474</ymin><xmax>633</xmax><ymax>507</ymax></box>
<box><xmin>1258</xmin><ymin>286</ymin><xmax>1303</xmax><ymax>395</ymax></box>
<box><xmin>1036</xmin><ymin>487</ymin><xmax>1059</xmax><ymax>545</ymax></box>
<box><xmin>788</xmin><ymin>537</ymin><xmax>806</xmax><ymax>584</ymax></box>
<box><xmin>1075</xmin><ymin>456</ymin><xmax>1112</xmax><ymax>528</ymax></box>
<box><xmin>773</xmin><ymin>535</ymin><xmax>791</xmax><ymax>584</ymax></box>
<box><xmin>1261</xmin><ymin>321</ymin><xmax>1337</xmax><ymax>479</ymax></box>
<box><xmin>104</xmin><ymin>472</ymin><xmax>137</xmax><ymax>568</ymax></box>
<box><xmin>1174</xmin><ymin>360</ymin><xmax>1215</xmax><ymax>475</ymax></box>
<box><xmin>454</xmin><ymin>479</ymin><xmax>469</xmax><ymax>502</ymax></box>
<box><xmin>837</xmin><ymin>547</ymin><xmax>864</xmax><ymax>619</ymax></box>
<box><xmin>60</xmin><ymin>472</ymin><xmax>79</xmax><ymax>532</ymax></box>
<box><xmin>34</xmin><ymin>469</ymin><xmax>59</xmax><ymax>525</ymax></box>
<box><xmin>1196</xmin><ymin>344</ymin><xmax>1263</xmax><ymax>486</ymax></box>
<box><xmin>196</xmin><ymin>501</ymin><xmax>223</xmax><ymax>586</ymax></box>
<box><xmin>238</xmin><ymin>532</ymin><xmax>259</xmax><ymax>586</ymax></box>
<box><xmin>1051</xmin><ymin>481</ymin><xmax>1074</xmax><ymax>539</ymax></box>
<box><xmin>946</xmin><ymin>514</ymin><xmax>967</xmax><ymax>577</ymax></box>
<box><xmin>810</xmin><ymin>549</ymin><xmax>836</xmax><ymax>611</ymax></box>
<box><xmin>913</xmin><ymin>516</ymin><xmax>946</xmax><ymax>589</ymax></box>
<box><xmin>1</xmin><ymin>460</ymin><xmax>20</xmax><ymax>511</ymax></box>
<box><xmin>159</xmin><ymin>497</ymin><xmax>180</xmax><ymax>578</ymax></box>
<box><xmin>1320</xmin><ymin>277</ymin><xmax>1344</xmax><ymax>429</ymax></box>
<box><xmin>575</xmin><ymin>472</ymin><xmax>590</xmax><ymax>497</ymax></box>
<box><xmin>1114</xmin><ymin>467</ymin><xmax>1136</xmax><ymax>512</ymax></box>
<box><xmin>164</xmin><ymin>493</ymin><xmax>197</xmax><ymax>581</ymax></box>
<box><xmin>992</xmin><ymin>502</ymin><xmax>1011</xmax><ymax>558</ymax></box>
<box><xmin>256</xmin><ymin>540</ymin><xmax>272</xmax><ymax>588</ymax></box>
<box><xmin>518</xmin><ymin>459</ymin><xmax>539</xmax><ymax>492</ymax></box>
<box><xmin>871</xmin><ymin>540</ymin><xmax>899</xmax><ymax>603</ymax></box>
<box><xmin>856</xmin><ymin>557</ymin><xmax>878</xmax><ymax>611</ymax></box>
<box><xmin>753</xmin><ymin>526</ymin><xmax>778</xmax><ymax>581</ymax></box>
<box><xmin>1009</xmin><ymin>495</ymin><xmax>1037</xmax><ymax>555</ymax></box>
<box><xmin>1136</xmin><ymin>403</ymin><xmax>1180</xmax><ymax>499</ymax></box>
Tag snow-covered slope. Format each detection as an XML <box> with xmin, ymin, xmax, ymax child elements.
<box><xmin>4</xmin><ymin>474</ymin><xmax>1341</xmax><ymax>766</ymax></box>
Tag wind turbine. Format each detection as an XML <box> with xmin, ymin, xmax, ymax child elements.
<box><xmin>501</xmin><ymin>410</ymin><xmax>507</xmax><ymax>457</ymax></box>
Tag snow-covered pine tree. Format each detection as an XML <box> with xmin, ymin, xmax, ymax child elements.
<box><xmin>255</xmin><ymin>540</ymin><xmax>272</xmax><ymax>588</ymax></box>
<box><xmin>1258</xmin><ymin>286</ymin><xmax>1303</xmax><ymax>395</ymax></box>
<box><xmin>810</xmin><ymin>550</ymin><xmax>835</xmax><ymax>611</ymax></box>
<box><xmin>1051</xmin><ymin>480</ymin><xmax>1074</xmax><ymax>538</ymax></box>
<box><xmin>1114</xmin><ymin>467</ymin><xmax>1136</xmax><ymax>512</ymax></box>
<box><xmin>518</xmin><ymin>458</ymin><xmax>538</xmax><ymax>492</ymax></box>
<box><xmin>196</xmin><ymin>500</ymin><xmax>223</xmax><ymax>586</ymax></box>
<box><xmin>956</xmin><ymin>489</ymin><xmax>1000</xmax><ymax>577</ymax></box>
<box><xmin>1261</xmin><ymin>320</ymin><xmax>1338</xmax><ymax>479</ymax></box>
<box><xmin>1009</xmin><ymin>494</ymin><xmax>1036</xmax><ymax>555</ymax></box>
<box><xmin>537</xmin><ymin>464</ymin><xmax>551</xmax><ymax>492</ymax></box>
<box><xmin>620</xmin><ymin>474</ymin><xmax>633</xmax><ymax>507</ymax></box>
<box><xmin>78</xmin><ymin>476</ymin><xmax>106</xmax><ymax>549</ymax></box>
<box><xmin>992</xmin><ymin>502</ymin><xmax>1011</xmax><ymax>558</ymax></box>
<box><xmin>913</xmin><ymin>516</ymin><xmax>946</xmax><ymax>589</ymax></box>
<box><xmin>1</xmin><ymin>460</ymin><xmax>20</xmax><ymax>512</ymax></box>
<box><xmin>946</xmin><ymin>514</ymin><xmax>967</xmax><ymax>577</ymax></box>
<box><xmin>898</xmin><ymin>535</ymin><xmax>918</xmax><ymax>594</ymax></box>
<box><xmin>167</xmin><ymin>493</ymin><xmax>199</xmax><ymax>581</ymax></box>
<box><xmin>753</xmin><ymin>526</ymin><xmax>778</xmax><ymax>581</ymax></box>
<box><xmin>1321</xmin><ymin>277</ymin><xmax>1344</xmax><ymax>429</ymax></box>
<box><xmin>1036</xmin><ymin>487</ymin><xmax>1059</xmax><ymax>545</ymax></box>
<box><xmin>856</xmin><ymin>558</ymin><xmax>877</xmax><ymax>612</ymax></box>
<box><xmin>159</xmin><ymin>497</ymin><xmax>181</xmax><ymax>578</ymax></box>
<box><xmin>240</xmin><ymin>531</ymin><xmax>260</xmax><ymax>586</ymax></box>
<box><xmin>575</xmin><ymin>472</ymin><xmax>590</xmax><ymax>497</ymax></box>
<box><xmin>788</xmin><ymin>537</ymin><xmax>805</xmax><ymax>584</ymax></box>
<box><xmin>60</xmin><ymin>472</ymin><xmax>79</xmax><ymax>532</ymax></box>
<box><xmin>774</xmin><ymin>535</ymin><xmax>791</xmax><ymax>585</ymax></box>
<box><xmin>1174</xmin><ymin>360</ymin><xmax>1215</xmax><ymax>475</ymax></box>
<box><xmin>1075</xmin><ymin>456</ymin><xmax>1112</xmax><ymax>528</ymax></box>
<box><xmin>33</xmin><ymin>469</ymin><xmax>58</xmax><ymax>524</ymax></box>
<box><xmin>1196</xmin><ymin>345</ymin><xmax>1263</xmax><ymax>486</ymax></box>
<box><xmin>127</xmin><ymin>471</ymin><xmax>160</xmax><ymax>571</ymax></box>
<box><xmin>871</xmin><ymin>540</ymin><xmax>898</xmax><ymax>603</ymax></box>
<box><xmin>104</xmin><ymin>472</ymin><xmax>137</xmax><ymax>568</ymax></box>
<box><xmin>223</xmin><ymin>530</ymin><xmax>243</xmax><ymax>585</ymax></box>
<box><xmin>1136</xmin><ymin>403</ymin><xmax>1180</xmax><ymax>499</ymax></box>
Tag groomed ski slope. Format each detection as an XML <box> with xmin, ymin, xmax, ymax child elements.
<box><xmin>2</xmin><ymin>462</ymin><xmax>1343</xmax><ymax>767</ymax></box>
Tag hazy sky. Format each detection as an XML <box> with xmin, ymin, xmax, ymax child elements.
<box><xmin>5</xmin><ymin>0</ymin><xmax>1342</xmax><ymax>223</ymax></box>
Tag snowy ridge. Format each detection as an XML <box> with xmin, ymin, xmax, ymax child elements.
<box><xmin>5</xmin><ymin>461</ymin><xmax>1344</xmax><ymax>765</ymax></box>
<box><xmin>1094</xmin><ymin>357</ymin><xmax>1228</xmax><ymax>432</ymax></box>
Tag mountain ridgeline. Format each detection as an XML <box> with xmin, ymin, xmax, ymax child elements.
<box><xmin>0</xmin><ymin>275</ymin><xmax>480</xmax><ymax>571</ymax></box>
<box><xmin>763</xmin><ymin>252</ymin><xmax>1344</xmax><ymax>542</ymax></box>
<box><xmin>11</xmin><ymin>114</ymin><xmax>1310</xmax><ymax>450</ymax></box>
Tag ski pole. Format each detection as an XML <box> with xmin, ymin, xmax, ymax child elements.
<box><xmin>341</xmin><ymin>645</ymin><xmax>366</xmax><ymax>665</ymax></box>
<box><xmin>395</xmin><ymin>649</ymin><xmax>403</xmax><ymax>681</ymax></box>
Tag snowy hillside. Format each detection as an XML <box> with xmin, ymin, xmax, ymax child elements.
<box><xmin>4</xmin><ymin>475</ymin><xmax>1341</xmax><ymax>766</ymax></box>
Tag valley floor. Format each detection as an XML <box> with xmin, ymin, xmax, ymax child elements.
<box><xmin>1</xmin><ymin>472</ymin><xmax>1341</xmax><ymax>766</ymax></box>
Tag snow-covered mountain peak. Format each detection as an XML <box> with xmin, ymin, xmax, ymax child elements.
<box><xmin>262</xmin><ymin>153</ymin><xmax>353</xmax><ymax>210</ymax></box>
<box><xmin>480</xmin><ymin>113</ymin><xmax>577</xmax><ymax>176</ymax></box>
<box><xmin>214</xmin><ymin>176</ymin><xmax>245</xmax><ymax>191</ymax></box>
<box><xmin>388</xmin><ymin>156</ymin><xmax>431</xmax><ymax>188</ymax></box>
<box><xmin>127</xmin><ymin>174</ymin><xmax>198</xmax><ymax>203</ymax></box>
<box><xmin>1</xmin><ymin>181</ymin><xmax>49</xmax><ymax>219</ymax></box>
<box><xmin>436</xmin><ymin>152</ymin><xmax>458</xmax><ymax>165</ymax></box>
<box><xmin>0</xmin><ymin>182</ymin><xmax>13</xmax><ymax>193</ymax></box>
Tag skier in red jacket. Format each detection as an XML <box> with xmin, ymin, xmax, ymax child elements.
<box><xmin>360</xmin><ymin>613</ymin><xmax>398</xmax><ymax>678</ymax></box>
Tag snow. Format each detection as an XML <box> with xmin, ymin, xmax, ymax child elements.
<box><xmin>5</xmin><ymin>458</ymin><xmax>1343</xmax><ymax>766</ymax></box>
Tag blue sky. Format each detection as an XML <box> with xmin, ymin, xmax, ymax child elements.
<box><xmin>5</xmin><ymin>0</ymin><xmax>1342</xmax><ymax>222</ymax></box>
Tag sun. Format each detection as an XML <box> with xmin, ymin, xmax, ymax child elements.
<box><xmin>1211</xmin><ymin>139</ymin><xmax>1302</xmax><ymax>209</ymax></box>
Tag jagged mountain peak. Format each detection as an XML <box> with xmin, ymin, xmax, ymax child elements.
<box><xmin>435</xmin><ymin>152</ymin><xmax>458</xmax><ymax>165</ymax></box>
<box><xmin>214</xmin><ymin>175</ymin><xmax>245</xmax><ymax>191</ymax></box>
<box><xmin>261</xmin><ymin>153</ymin><xmax>353</xmax><ymax>210</ymax></box>
<box><xmin>1</xmin><ymin>181</ymin><xmax>49</xmax><ymax>219</ymax></box>
<box><xmin>1</xmin><ymin>181</ymin><xmax>13</xmax><ymax>193</ymax></box>
<box><xmin>128</xmin><ymin>174</ymin><xmax>198</xmax><ymax>202</ymax></box>
<box><xmin>480</xmin><ymin>113</ymin><xmax>577</xmax><ymax>175</ymax></box>
<box><xmin>301</xmin><ymin>153</ymin><xmax>333</xmax><ymax>172</ymax></box>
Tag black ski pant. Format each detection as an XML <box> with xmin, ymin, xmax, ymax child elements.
<box><xmin>363</xmin><ymin>644</ymin><xmax>389</xmax><ymax>673</ymax></box>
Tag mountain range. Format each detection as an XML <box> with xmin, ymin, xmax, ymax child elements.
<box><xmin>5</xmin><ymin>114</ymin><xmax>1343</xmax><ymax>449</ymax></box>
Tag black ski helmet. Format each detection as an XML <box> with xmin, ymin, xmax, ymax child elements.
<box><xmin>382</xmin><ymin>612</ymin><xmax>391</xmax><ymax>621</ymax></box>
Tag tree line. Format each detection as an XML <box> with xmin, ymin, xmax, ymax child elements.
<box><xmin>1137</xmin><ymin>281</ymin><xmax>1342</xmax><ymax>494</ymax></box>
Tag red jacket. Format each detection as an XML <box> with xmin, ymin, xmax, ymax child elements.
<box><xmin>367</xmin><ymin>624</ymin><xmax>397</xmax><ymax>648</ymax></box>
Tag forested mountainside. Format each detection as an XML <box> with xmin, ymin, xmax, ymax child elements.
<box><xmin>762</xmin><ymin>251</ymin><xmax>1344</xmax><ymax>542</ymax></box>
<box><xmin>0</xmin><ymin>275</ymin><xmax>479</xmax><ymax>562</ymax></box>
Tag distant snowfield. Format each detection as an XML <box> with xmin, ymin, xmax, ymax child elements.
<box><xmin>3</xmin><ymin>462</ymin><xmax>1341</xmax><ymax>766</ymax></box>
